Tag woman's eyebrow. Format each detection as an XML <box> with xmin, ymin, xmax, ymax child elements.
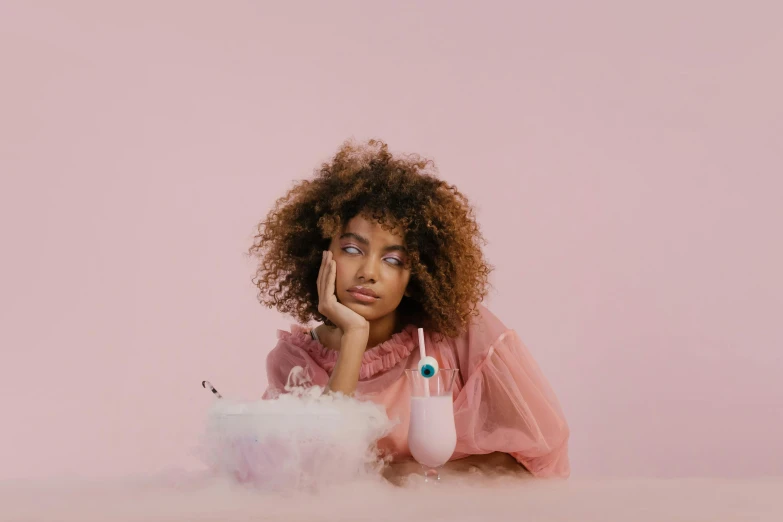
<box><xmin>339</xmin><ymin>232</ymin><xmax>407</xmax><ymax>253</ymax></box>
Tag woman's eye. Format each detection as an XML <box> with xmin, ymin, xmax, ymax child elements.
<box><xmin>341</xmin><ymin>246</ymin><xmax>403</xmax><ymax>266</ymax></box>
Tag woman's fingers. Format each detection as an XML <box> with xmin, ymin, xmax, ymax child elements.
<box><xmin>316</xmin><ymin>253</ymin><xmax>321</xmax><ymax>287</ymax></box>
<box><xmin>317</xmin><ymin>251</ymin><xmax>327</xmax><ymax>308</ymax></box>
<box><xmin>327</xmin><ymin>259</ymin><xmax>336</xmax><ymax>298</ymax></box>
<box><xmin>318</xmin><ymin>251</ymin><xmax>336</xmax><ymax>312</ymax></box>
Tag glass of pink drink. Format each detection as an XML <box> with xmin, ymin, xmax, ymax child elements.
<box><xmin>404</xmin><ymin>368</ymin><xmax>458</xmax><ymax>482</ymax></box>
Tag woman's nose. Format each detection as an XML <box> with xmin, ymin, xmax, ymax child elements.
<box><xmin>356</xmin><ymin>256</ymin><xmax>379</xmax><ymax>282</ymax></box>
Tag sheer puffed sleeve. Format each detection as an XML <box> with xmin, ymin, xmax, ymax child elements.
<box><xmin>262</xmin><ymin>329</ymin><xmax>330</xmax><ymax>399</ymax></box>
<box><xmin>446</xmin><ymin>305</ymin><xmax>571</xmax><ymax>478</ymax></box>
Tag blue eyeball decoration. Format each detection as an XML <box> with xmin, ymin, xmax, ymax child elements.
<box><xmin>418</xmin><ymin>356</ymin><xmax>439</xmax><ymax>378</ymax></box>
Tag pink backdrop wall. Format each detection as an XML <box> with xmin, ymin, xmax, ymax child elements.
<box><xmin>1</xmin><ymin>1</ymin><xmax>781</xmax><ymax>480</ymax></box>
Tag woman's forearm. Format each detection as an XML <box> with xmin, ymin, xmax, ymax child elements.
<box><xmin>326</xmin><ymin>327</ymin><xmax>368</xmax><ymax>395</ymax></box>
<box><xmin>441</xmin><ymin>452</ymin><xmax>530</xmax><ymax>475</ymax></box>
<box><xmin>383</xmin><ymin>453</ymin><xmax>529</xmax><ymax>485</ymax></box>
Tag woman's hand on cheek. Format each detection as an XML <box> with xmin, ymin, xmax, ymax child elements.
<box><xmin>317</xmin><ymin>250</ymin><xmax>369</xmax><ymax>334</ymax></box>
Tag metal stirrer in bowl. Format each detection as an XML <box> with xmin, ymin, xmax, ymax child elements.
<box><xmin>201</xmin><ymin>380</ymin><xmax>223</xmax><ymax>399</ymax></box>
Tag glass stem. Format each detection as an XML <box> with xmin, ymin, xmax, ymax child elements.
<box><xmin>422</xmin><ymin>465</ymin><xmax>440</xmax><ymax>482</ymax></box>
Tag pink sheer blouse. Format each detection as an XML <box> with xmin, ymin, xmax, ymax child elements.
<box><xmin>263</xmin><ymin>305</ymin><xmax>570</xmax><ymax>478</ymax></box>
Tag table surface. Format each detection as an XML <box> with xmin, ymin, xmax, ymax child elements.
<box><xmin>2</xmin><ymin>473</ymin><xmax>781</xmax><ymax>522</ymax></box>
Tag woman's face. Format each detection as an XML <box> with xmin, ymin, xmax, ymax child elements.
<box><xmin>328</xmin><ymin>214</ymin><xmax>412</xmax><ymax>324</ymax></box>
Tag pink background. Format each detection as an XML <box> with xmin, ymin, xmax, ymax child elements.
<box><xmin>1</xmin><ymin>1</ymin><xmax>781</xmax><ymax>480</ymax></box>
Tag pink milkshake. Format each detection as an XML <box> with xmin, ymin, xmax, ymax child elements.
<box><xmin>405</xmin><ymin>368</ymin><xmax>458</xmax><ymax>479</ymax></box>
<box><xmin>408</xmin><ymin>395</ymin><xmax>457</xmax><ymax>467</ymax></box>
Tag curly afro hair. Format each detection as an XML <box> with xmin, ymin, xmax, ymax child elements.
<box><xmin>248</xmin><ymin>139</ymin><xmax>493</xmax><ymax>338</ymax></box>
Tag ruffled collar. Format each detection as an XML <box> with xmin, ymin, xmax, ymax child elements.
<box><xmin>277</xmin><ymin>324</ymin><xmax>419</xmax><ymax>380</ymax></box>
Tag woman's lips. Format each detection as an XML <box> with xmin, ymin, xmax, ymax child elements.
<box><xmin>347</xmin><ymin>290</ymin><xmax>380</xmax><ymax>303</ymax></box>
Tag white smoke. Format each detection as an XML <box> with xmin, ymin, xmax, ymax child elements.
<box><xmin>198</xmin><ymin>369</ymin><xmax>395</xmax><ymax>492</ymax></box>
